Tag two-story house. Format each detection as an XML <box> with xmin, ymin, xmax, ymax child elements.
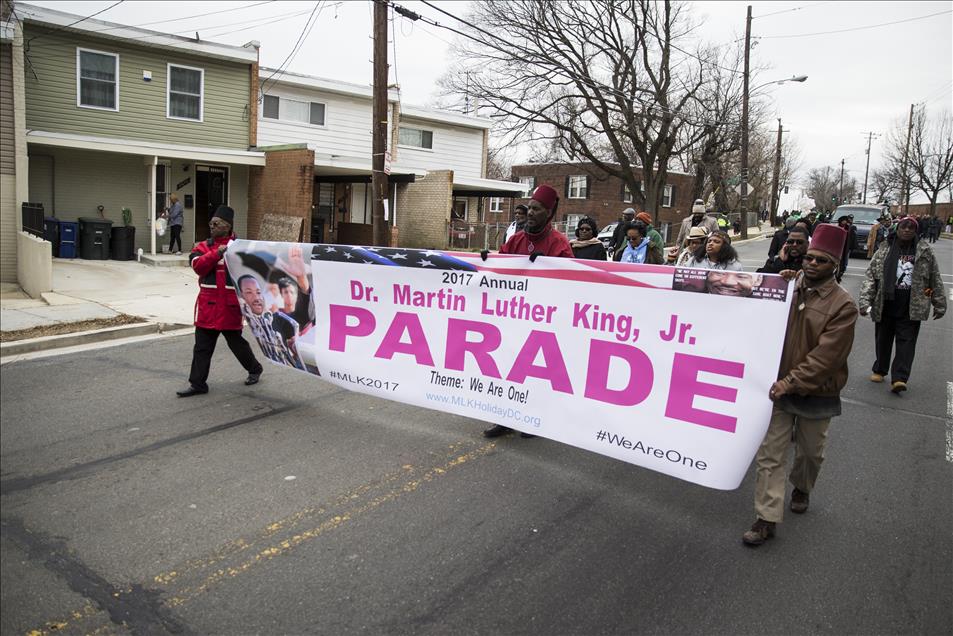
<box><xmin>251</xmin><ymin>69</ymin><xmax>523</xmax><ymax>250</ymax></box>
<box><xmin>15</xmin><ymin>2</ymin><xmax>264</xmax><ymax>260</ymax></box>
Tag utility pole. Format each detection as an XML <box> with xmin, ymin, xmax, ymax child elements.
<box><xmin>900</xmin><ymin>103</ymin><xmax>915</xmax><ymax>216</ymax></box>
<box><xmin>739</xmin><ymin>5</ymin><xmax>752</xmax><ymax>240</ymax></box>
<box><xmin>371</xmin><ymin>0</ymin><xmax>390</xmax><ymax>246</ymax></box>
<box><xmin>769</xmin><ymin>118</ymin><xmax>782</xmax><ymax>226</ymax></box>
<box><xmin>839</xmin><ymin>159</ymin><xmax>845</xmax><ymax>207</ymax></box>
<box><xmin>861</xmin><ymin>131</ymin><xmax>880</xmax><ymax>204</ymax></box>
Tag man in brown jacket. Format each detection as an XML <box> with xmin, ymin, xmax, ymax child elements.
<box><xmin>743</xmin><ymin>223</ymin><xmax>859</xmax><ymax>546</ymax></box>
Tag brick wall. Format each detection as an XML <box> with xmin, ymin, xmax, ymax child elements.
<box><xmin>510</xmin><ymin>162</ymin><xmax>696</xmax><ymax>230</ymax></box>
<box><xmin>395</xmin><ymin>169</ymin><xmax>453</xmax><ymax>249</ymax></box>
<box><xmin>247</xmin><ymin>147</ymin><xmax>315</xmax><ymax>240</ymax></box>
<box><xmin>889</xmin><ymin>201</ymin><xmax>953</xmax><ymax>219</ymax></box>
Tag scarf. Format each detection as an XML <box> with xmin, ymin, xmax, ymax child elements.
<box><xmin>570</xmin><ymin>237</ymin><xmax>602</xmax><ymax>248</ymax></box>
<box><xmin>883</xmin><ymin>236</ymin><xmax>916</xmax><ymax>300</ymax></box>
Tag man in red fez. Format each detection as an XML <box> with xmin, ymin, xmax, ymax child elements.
<box><xmin>498</xmin><ymin>184</ymin><xmax>573</xmax><ymax>258</ymax></box>
<box><xmin>743</xmin><ymin>223</ymin><xmax>858</xmax><ymax>546</ymax></box>
<box><xmin>482</xmin><ymin>184</ymin><xmax>571</xmax><ymax>439</ymax></box>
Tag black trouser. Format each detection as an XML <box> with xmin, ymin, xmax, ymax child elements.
<box><xmin>873</xmin><ymin>314</ymin><xmax>921</xmax><ymax>383</ymax></box>
<box><xmin>188</xmin><ymin>327</ymin><xmax>263</xmax><ymax>391</ymax></box>
<box><xmin>169</xmin><ymin>224</ymin><xmax>183</xmax><ymax>253</ymax></box>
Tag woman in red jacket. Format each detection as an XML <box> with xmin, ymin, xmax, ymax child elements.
<box><xmin>177</xmin><ymin>205</ymin><xmax>263</xmax><ymax>397</ymax></box>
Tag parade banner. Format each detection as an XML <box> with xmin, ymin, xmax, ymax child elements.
<box><xmin>225</xmin><ymin>240</ymin><xmax>793</xmax><ymax>490</ymax></box>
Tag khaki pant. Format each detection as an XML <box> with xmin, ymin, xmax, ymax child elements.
<box><xmin>754</xmin><ymin>405</ymin><xmax>831</xmax><ymax>523</ymax></box>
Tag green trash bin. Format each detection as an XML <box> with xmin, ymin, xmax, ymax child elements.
<box><xmin>78</xmin><ymin>217</ymin><xmax>114</xmax><ymax>260</ymax></box>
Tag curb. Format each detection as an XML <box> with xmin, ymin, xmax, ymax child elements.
<box><xmin>0</xmin><ymin>322</ymin><xmax>193</xmax><ymax>357</ymax></box>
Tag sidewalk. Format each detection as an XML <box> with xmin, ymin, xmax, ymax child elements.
<box><xmin>1</xmin><ymin>258</ymin><xmax>197</xmax><ymax>356</ymax></box>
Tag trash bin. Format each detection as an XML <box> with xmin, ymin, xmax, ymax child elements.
<box><xmin>44</xmin><ymin>217</ymin><xmax>61</xmax><ymax>257</ymax></box>
<box><xmin>78</xmin><ymin>217</ymin><xmax>113</xmax><ymax>260</ymax></box>
<box><xmin>59</xmin><ymin>221</ymin><xmax>79</xmax><ymax>259</ymax></box>
<box><xmin>110</xmin><ymin>225</ymin><xmax>136</xmax><ymax>261</ymax></box>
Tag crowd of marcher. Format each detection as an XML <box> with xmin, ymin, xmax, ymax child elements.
<box><xmin>174</xmin><ymin>183</ymin><xmax>947</xmax><ymax>551</ymax></box>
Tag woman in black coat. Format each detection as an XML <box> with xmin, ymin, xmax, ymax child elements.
<box><xmin>570</xmin><ymin>216</ymin><xmax>608</xmax><ymax>260</ymax></box>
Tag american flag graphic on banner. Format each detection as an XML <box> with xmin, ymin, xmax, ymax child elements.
<box><xmin>309</xmin><ymin>244</ymin><xmax>674</xmax><ymax>290</ymax></box>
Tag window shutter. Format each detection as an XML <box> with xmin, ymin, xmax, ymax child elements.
<box><xmin>585</xmin><ymin>176</ymin><xmax>591</xmax><ymax>199</ymax></box>
<box><xmin>669</xmin><ymin>185</ymin><xmax>676</xmax><ymax>207</ymax></box>
<box><xmin>565</xmin><ymin>175</ymin><xmax>570</xmax><ymax>197</ymax></box>
<box><xmin>620</xmin><ymin>181</ymin><xmax>627</xmax><ymax>201</ymax></box>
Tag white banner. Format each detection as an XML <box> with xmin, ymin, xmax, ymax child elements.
<box><xmin>226</xmin><ymin>241</ymin><xmax>792</xmax><ymax>490</ymax></box>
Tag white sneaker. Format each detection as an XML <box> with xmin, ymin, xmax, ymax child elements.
<box><xmin>175</xmin><ymin>251</ymin><xmax>182</xmax><ymax>256</ymax></box>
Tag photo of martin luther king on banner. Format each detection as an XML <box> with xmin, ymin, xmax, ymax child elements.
<box><xmin>224</xmin><ymin>243</ymin><xmax>320</xmax><ymax>375</ymax></box>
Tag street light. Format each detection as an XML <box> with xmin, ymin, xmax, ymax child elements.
<box><xmin>739</xmin><ymin>5</ymin><xmax>810</xmax><ymax>239</ymax></box>
<box><xmin>739</xmin><ymin>68</ymin><xmax>808</xmax><ymax>238</ymax></box>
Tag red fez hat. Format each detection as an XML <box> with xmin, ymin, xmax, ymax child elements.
<box><xmin>636</xmin><ymin>212</ymin><xmax>653</xmax><ymax>225</ymax></box>
<box><xmin>530</xmin><ymin>184</ymin><xmax>559</xmax><ymax>210</ymax></box>
<box><xmin>809</xmin><ymin>223</ymin><xmax>847</xmax><ymax>260</ymax></box>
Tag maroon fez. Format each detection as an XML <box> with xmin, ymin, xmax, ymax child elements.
<box><xmin>809</xmin><ymin>223</ymin><xmax>847</xmax><ymax>260</ymax></box>
<box><xmin>531</xmin><ymin>184</ymin><xmax>559</xmax><ymax>210</ymax></box>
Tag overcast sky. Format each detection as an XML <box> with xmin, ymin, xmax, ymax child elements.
<box><xmin>24</xmin><ymin>1</ymin><xmax>953</xmax><ymax>201</ymax></box>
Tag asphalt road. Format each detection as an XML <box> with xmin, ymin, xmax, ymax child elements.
<box><xmin>2</xmin><ymin>237</ymin><xmax>951</xmax><ymax>635</ymax></box>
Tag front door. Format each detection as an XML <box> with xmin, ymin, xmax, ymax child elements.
<box><xmin>195</xmin><ymin>165</ymin><xmax>228</xmax><ymax>242</ymax></box>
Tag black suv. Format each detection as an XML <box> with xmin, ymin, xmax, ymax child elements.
<box><xmin>833</xmin><ymin>204</ymin><xmax>887</xmax><ymax>258</ymax></box>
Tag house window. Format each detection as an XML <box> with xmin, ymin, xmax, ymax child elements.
<box><xmin>77</xmin><ymin>48</ymin><xmax>118</xmax><ymax>110</ymax></box>
<box><xmin>568</xmin><ymin>175</ymin><xmax>588</xmax><ymax>199</ymax></box>
<box><xmin>565</xmin><ymin>214</ymin><xmax>584</xmax><ymax>232</ymax></box>
<box><xmin>261</xmin><ymin>95</ymin><xmax>326</xmax><ymax>126</ymax></box>
<box><xmin>662</xmin><ymin>184</ymin><xmax>674</xmax><ymax>208</ymax></box>
<box><xmin>489</xmin><ymin>197</ymin><xmax>504</xmax><ymax>213</ymax></box>
<box><xmin>623</xmin><ymin>184</ymin><xmax>633</xmax><ymax>203</ymax></box>
<box><xmin>168</xmin><ymin>64</ymin><xmax>203</xmax><ymax>121</ymax></box>
<box><xmin>398</xmin><ymin>126</ymin><xmax>433</xmax><ymax>150</ymax></box>
<box><xmin>518</xmin><ymin>176</ymin><xmax>535</xmax><ymax>195</ymax></box>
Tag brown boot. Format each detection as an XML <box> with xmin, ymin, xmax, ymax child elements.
<box><xmin>790</xmin><ymin>488</ymin><xmax>810</xmax><ymax>514</ymax></box>
<box><xmin>742</xmin><ymin>518</ymin><xmax>776</xmax><ymax>546</ymax></box>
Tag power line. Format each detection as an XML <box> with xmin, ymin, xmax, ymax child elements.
<box><xmin>25</xmin><ymin>0</ymin><xmax>125</xmax><ymax>45</ymax></box>
<box><xmin>78</xmin><ymin>0</ymin><xmax>277</xmax><ymax>34</ymax></box>
<box><xmin>403</xmin><ymin>1</ymin><xmax>742</xmax><ymax>129</ymax></box>
<box><xmin>260</xmin><ymin>1</ymin><xmax>325</xmax><ymax>97</ymax></box>
<box><xmin>202</xmin><ymin>8</ymin><xmax>315</xmax><ymax>39</ymax></box>
<box><xmin>756</xmin><ymin>9</ymin><xmax>952</xmax><ymax>39</ymax></box>
<box><xmin>753</xmin><ymin>1</ymin><xmax>831</xmax><ymax>20</ymax></box>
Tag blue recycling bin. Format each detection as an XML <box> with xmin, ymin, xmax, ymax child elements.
<box><xmin>43</xmin><ymin>217</ymin><xmax>61</xmax><ymax>256</ymax></box>
<box><xmin>59</xmin><ymin>221</ymin><xmax>79</xmax><ymax>258</ymax></box>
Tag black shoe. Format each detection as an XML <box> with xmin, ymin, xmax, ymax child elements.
<box><xmin>790</xmin><ymin>488</ymin><xmax>809</xmax><ymax>514</ymax></box>
<box><xmin>742</xmin><ymin>518</ymin><xmax>776</xmax><ymax>546</ymax></box>
<box><xmin>483</xmin><ymin>424</ymin><xmax>512</xmax><ymax>438</ymax></box>
<box><xmin>176</xmin><ymin>386</ymin><xmax>208</xmax><ymax>398</ymax></box>
<box><xmin>245</xmin><ymin>372</ymin><xmax>261</xmax><ymax>386</ymax></box>
<box><xmin>520</xmin><ymin>432</ymin><xmax>537</xmax><ymax>438</ymax></box>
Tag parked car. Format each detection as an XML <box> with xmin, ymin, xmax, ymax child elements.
<box><xmin>832</xmin><ymin>204</ymin><xmax>887</xmax><ymax>258</ymax></box>
<box><xmin>598</xmin><ymin>222</ymin><xmax>618</xmax><ymax>253</ymax></box>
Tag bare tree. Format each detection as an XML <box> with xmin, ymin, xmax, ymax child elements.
<box><xmin>883</xmin><ymin>107</ymin><xmax>953</xmax><ymax>215</ymax></box>
<box><xmin>439</xmin><ymin>0</ymin><xmax>715</xmax><ymax>221</ymax></box>
<box><xmin>908</xmin><ymin>108</ymin><xmax>953</xmax><ymax>216</ymax></box>
<box><xmin>869</xmin><ymin>166</ymin><xmax>902</xmax><ymax>205</ymax></box>
<box><xmin>805</xmin><ymin>166</ymin><xmax>858</xmax><ymax>212</ymax></box>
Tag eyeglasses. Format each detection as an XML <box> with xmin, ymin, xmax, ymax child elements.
<box><xmin>802</xmin><ymin>254</ymin><xmax>833</xmax><ymax>265</ymax></box>
<box><xmin>577</xmin><ymin>226</ymin><xmax>593</xmax><ymax>232</ymax></box>
<box><xmin>209</xmin><ymin>220</ymin><xmax>227</xmax><ymax>227</ymax></box>
<box><xmin>628</xmin><ymin>236</ymin><xmax>641</xmax><ymax>243</ymax></box>
<box><xmin>785</xmin><ymin>239</ymin><xmax>806</xmax><ymax>245</ymax></box>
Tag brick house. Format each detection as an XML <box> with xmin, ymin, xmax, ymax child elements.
<box><xmin>509</xmin><ymin>162</ymin><xmax>696</xmax><ymax>243</ymax></box>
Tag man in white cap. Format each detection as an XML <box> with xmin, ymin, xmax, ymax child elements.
<box><xmin>674</xmin><ymin>199</ymin><xmax>719</xmax><ymax>257</ymax></box>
